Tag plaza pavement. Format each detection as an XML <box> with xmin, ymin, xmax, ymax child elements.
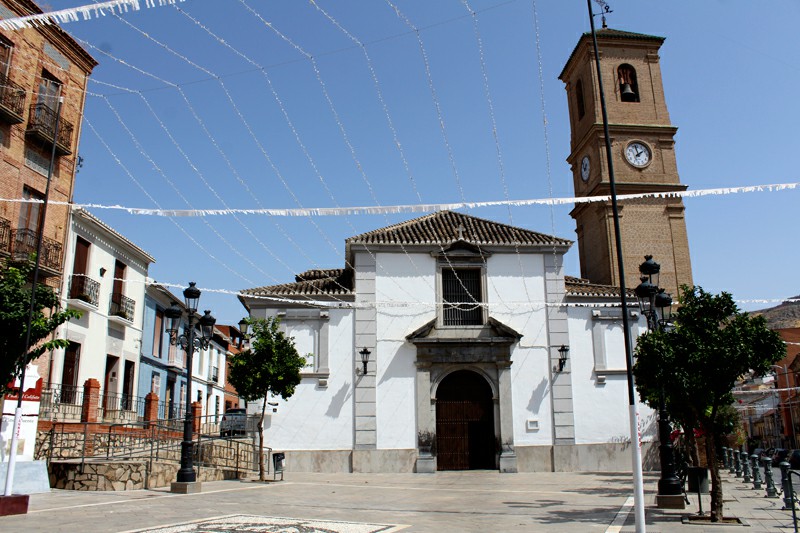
<box><xmin>1</xmin><ymin>468</ymin><xmax>799</xmax><ymax>532</ymax></box>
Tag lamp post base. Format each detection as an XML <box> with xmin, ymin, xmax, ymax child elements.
<box><xmin>170</xmin><ymin>481</ymin><xmax>203</xmax><ymax>494</ymax></box>
<box><xmin>0</xmin><ymin>494</ymin><xmax>29</xmax><ymax>516</ymax></box>
<box><xmin>656</xmin><ymin>493</ymin><xmax>686</xmax><ymax>509</ymax></box>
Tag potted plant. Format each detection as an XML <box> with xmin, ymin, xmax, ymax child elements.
<box><xmin>417</xmin><ymin>430</ymin><xmax>436</xmax><ymax>456</ymax></box>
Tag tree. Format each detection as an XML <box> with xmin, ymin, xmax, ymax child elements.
<box><xmin>227</xmin><ymin>316</ymin><xmax>306</xmax><ymax>481</ymax></box>
<box><xmin>0</xmin><ymin>259</ymin><xmax>81</xmax><ymax>394</ymax></box>
<box><xmin>633</xmin><ymin>286</ymin><xmax>785</xmax><ymax>521</ymax></box>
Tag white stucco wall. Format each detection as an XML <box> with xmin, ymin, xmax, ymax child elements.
<box><xmin>375</xmin><ymin>252</ymin><xmax>436</xmax><ymax>449</ymax></box>
<box><xmin>53</xmin><ymin>211</ymin><xmax>150</xmax><ymax>400</ymax></box>
<box><xmin>254</xmin><ymin>309</ymin><xmax>355</xmax><ymax>450</ymax></box>
<box><xmin>568</xmin><ymin>308</ymin><xmax>656</xmax><ymax>445</ymax></box>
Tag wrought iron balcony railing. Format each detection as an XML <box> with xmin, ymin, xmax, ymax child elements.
<box><xmin>0</xmin><ymin>73</ymin><xmax>25</xmax><ymax>124</ymax></box>
<box><xmin>109</xmin><ymin>292</ymin><xmax>135</xmax><ymax>322</ymax></box>
<box><xmin>68</xmin><ymin>274</ymin><xmax>100</xmax><ymax>306</ymax></box>
<box><xmin>26</xmin><ymin>102</ymin><xmax>74</xmax><ymax>155</ymax></box>
<box><xmin>12</xmin><ymin>227</ymin><xmax>62</xmax><ymax>271</ymax></box>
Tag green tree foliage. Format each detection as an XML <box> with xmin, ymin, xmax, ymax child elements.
<box><xmin>0</xmin><ymin>259</ymin><xmax>81</xmax><ymax>394</ymax></box>
<box><xmin>633</xmin><ymin>286</ymin><xmax>785</xmax><ymax>521</ymax></box>
<box><xmin>227</xmin><ymin>316</ymin><xmax>305</xmax><ymax>480</ymax></box>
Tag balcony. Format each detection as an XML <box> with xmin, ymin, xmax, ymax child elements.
<box><xmin>26</xmin><ymin>102</ymin><xmax>73</xmax><ymax>155</ymax></box>
<box><xmin>109</xmin><ymin>292</ymin><xmax>135</xmax><ymax>323</ymax></box>
<box><xmin>68</xmin><ymin>273</ymin><xmax>100</xmax><ymax>308</ymax></box>
<box><xmin>11</xmin><ymin>228</ymin><xmax>62</xmax><ymax>273</ymax></box>
<box><xmin>0</xmin><ymin>73</ymin><xmax>25</xmax><ymax>124</ymax></box>
<box><xmin>166</xmin><ymin>344</ymin><xmax>184</xmax><ymax>369</ymax></box>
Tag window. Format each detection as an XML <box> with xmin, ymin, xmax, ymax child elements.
<box><xmin>442</xmin><ymin>267</ymin><xmax>483</xmax><ymax>326</ymax></box>
<box><xmin>153</xmin><ymin>309</ymin><xmax>164</xmax><ymax>357</ymax></box>
<box><xmin>0</xmin><ymin>40</ymin><xmax>12</xmax><ymax>78</ymax></box>
<box><xmin>37</xmin><ymin>70</ymin><xmax>61</xmax><ymax>110</ymax></box>
<box><xmin>151</xmin><ymin>372</ymin><xmax>161</xmax><ymax>394</ymax></box>
<box><xmin>617</xmin><ymin>64</ymin><xmax>639</xmax><ymax>103</ymax></box>
<box><xmin>575</xmin><ymin>79</ymin><xmax>585</xmax><ymax>119</ymax></box>
<box><xmin>18</xmin><ymin>186</ymin><xmax>43</xmax><ymax>233</ymax></box>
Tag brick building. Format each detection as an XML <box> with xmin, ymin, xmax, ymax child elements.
<box><xmin>559</xmin><ymin>29</ymin><xmax>692</xmax><ymax>301</ymax></box>
<box><xmin>0</xmin><ymin>0</ymin><xmax>96</xmax><ymax>298</ymax></box>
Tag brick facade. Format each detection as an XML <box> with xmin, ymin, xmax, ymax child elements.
<box><xmin>0</xmin><ymin>0</ymin><xmax>96</xmax><ymax>384</ymax></box>
<box><xmin>560</xmin><ymin>30</ymin><xmax>692</xmax><ymax>299</ymax></box>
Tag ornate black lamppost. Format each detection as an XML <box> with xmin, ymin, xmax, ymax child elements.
<box><xmin>635</xmin><ymin>256</ymin><xmax>683</xmax><ymax>508</ymax></box>
<box><xmin>164</xmin><ymin>282</ymin><xmax>216</xmax><ymax>488</ymax></box>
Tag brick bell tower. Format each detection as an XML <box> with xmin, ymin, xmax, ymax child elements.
<box><xmin>559</xmin><ymin>29</ymin><xmax>692</xmax><ymax>300</ymax></box>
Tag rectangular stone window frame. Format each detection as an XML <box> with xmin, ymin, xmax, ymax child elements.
<box><xmin>590</xmin><ymin>308</ymin><xmax>640</xmax><ymax>384</ymax></box>
<box><xmin>436</xmin><ymin>260</ymin><xmax>487</xmax><ymax>328</ymax></box>
<box><xmin>276</xmin><ymin>309</ymin><xmax>330</xmax><ymax>387</ymax></box>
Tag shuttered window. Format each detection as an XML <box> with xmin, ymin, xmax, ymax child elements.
<box><xmin>442</xmin><ymin>268</ymin><xmax>483</xmax><ymax>326</ymax></box>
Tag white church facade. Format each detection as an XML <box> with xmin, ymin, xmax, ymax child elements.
<box><xmin>239</xmin><ymin>210</ymin><xmax>656</xmax><ymax>473</ymax></box>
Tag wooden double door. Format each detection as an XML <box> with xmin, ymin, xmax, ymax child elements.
<box><xmin>435</xmin><ymin>370</ymin><xmax>496</xmax><ymax>470</ymax></box>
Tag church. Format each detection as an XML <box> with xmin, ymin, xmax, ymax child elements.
<box><xmin>238</xmin><ymin>28</ymin><xmax>692</xmax><ymax>473</ymax></box>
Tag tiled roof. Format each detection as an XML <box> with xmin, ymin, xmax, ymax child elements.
<box><xmin>565</xmin><ymin>275</ymin><xmax>634</xmax><ymax>298</ymax></box>
<box><xmin>559</xmin><ymin>27</ymin><xmax>665</xmax><ymax>80</ymax></box>
<box><xmin>346</xmin><ymin>211</ymin><xmax>571</xmax><ymax>247</ymax></box>
<box><xmin>242</xmin><ymin>268</ymin><xmax>353</xmax><ymax>297</ymax></box>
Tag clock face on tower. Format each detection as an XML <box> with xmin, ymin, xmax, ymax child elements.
<box><xmin>625</xmin><ymin>142</ymin><xmax>651</xmax><ymax>168</ymax></box>
<box><xmin>580</xmin><ymin>156</ymin><xmax>590</xmax><ymax>181</ymax></box>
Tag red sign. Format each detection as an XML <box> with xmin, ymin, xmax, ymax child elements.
<box><xmin>5</xmin><ymin>377</ymin><xmax>43</xmax><ymax>402</ymax></box>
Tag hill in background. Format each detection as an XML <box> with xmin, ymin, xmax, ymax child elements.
<box><xmin>753</xmin><ymin>295</ymin><xmax>800</xmax><ymax>329</ymax></box>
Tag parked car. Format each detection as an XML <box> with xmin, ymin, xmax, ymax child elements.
<box><xmin>220</xmin><ymin>408</ymin><xmax>247</xmax><ymax>437</ymax></box>
<box><xmin>772</xmin><ymin>448</ymin><xmax>789</xmax><ymax>466</ymax></box>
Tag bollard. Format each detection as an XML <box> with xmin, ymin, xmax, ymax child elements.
<box><xmin>765</xmin><ymin>457</ymin><xmax>779</xmax><ymax>498</ymax></box>
<box><xmin>721</xmin><ymin>447</ymin><xmax>729</xmax><ymax>468</ymax></box>
<box><xmin>742</xmin><ymin>451</ymin><xmax>752</xmax><ymax>483</ymax></box>
<box><xmin>735</xmin><ymin>450</ymin><xmax>743</xmax><ymax>477</ymax></box>
<box><xmin>728</xmin><ymin>448</ymin><xmax>736</xmax><ymax>474</ymax></box>
<box><xmin>782</xmin><ymin>461</ymin><xmax>793</xmax><ymax>510</ymax></box>
<box><xmin>752</xmin><ymin>454</ymin><xmax>762</xmax><ymax>490</ymax></box>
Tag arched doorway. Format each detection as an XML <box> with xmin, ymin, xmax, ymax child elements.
<box><xmin>436</xmin><ymin>370</ymin><xmax>496</xmax><ymax>470</ymax></box>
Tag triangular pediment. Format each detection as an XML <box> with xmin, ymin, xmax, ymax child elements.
<box><xmin>406</xmin><ymin>316</ymin><xmax>522</xmax><ymax>344</ymax></box>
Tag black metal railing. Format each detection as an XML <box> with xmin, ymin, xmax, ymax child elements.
<box><xmin>68</xmin><ymin>273</ymin><xmax>100</xmax><ymax>306</ymax></box>
<box><xmin>102</xmin><ymin>390</ymin><xmax>144</xmax><ymax>416</ymax></box>
<box><xmin>39</xmin><ymin>385</ymin><xmax>84</xmax><ymax>421</ymax></box>
<box><xmin>0</xmin><ymin>73</ymin><xmax>25</xmax><ymax>123</ymax></box>
<box><xmin>12</xmin><ymin>228</ymin><xmax>62</xmax><ymax>270</ymax></box>
<box><xmin>109</xmin><ymin>292</ymin><xmax>135</xmax><ymax>321</ymax></box>
<box><xmin>26</xmin><ymin>102</ymin><xmax>74</xmax><ymax>155</ymax></box>
<box><xmin>0</xmin><ymin>216</ymin><xmax>10</xmax><ymax>254</ymax></box>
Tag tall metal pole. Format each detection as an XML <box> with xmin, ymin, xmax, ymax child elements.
<box><xmin>585</xmin><ymin>3</ymin><xmax>646</xmax><ymax>530</ymax></box>
<box><xmin>177</xmin><ymin>312</ymin><xmax>197</xmax><ymax>483</ymax></box>
<box><xmin>4</xmin><ymin>96</ymin><xmax>63</xmax><ymax>497</ymax></box>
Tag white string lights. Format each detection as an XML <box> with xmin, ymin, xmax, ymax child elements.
<box><xmin>0</xmin><ymin>0</ymin><xmax>187</xmax><ymax>31</ymax></box>
<box><xmin>8</xmin><ymin>0</ymin><xmax>788</xmax><ymax>326</ymax></box>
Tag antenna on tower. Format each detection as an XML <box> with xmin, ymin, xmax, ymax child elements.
<box><xmin>593</xmin><ymin>0</ymin><xmax>613</xmax><ymax>28</ymax></box>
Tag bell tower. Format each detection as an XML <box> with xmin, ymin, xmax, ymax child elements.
<box><xmin>559</xmin><ymin>29</ymin><xmax>692</xmax><ymax>300</ymax></box>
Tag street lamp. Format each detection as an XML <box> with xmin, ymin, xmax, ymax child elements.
<box><xmin>164</xmin><ymin>282</ymin><xmax>216</xmax><ymax>487</ymax></box>
<box><xmin>635</xmin><ymin>256</ymin><xmax>683</xmax><ymax>508</ymax></box>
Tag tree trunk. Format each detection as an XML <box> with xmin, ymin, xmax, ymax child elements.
<box><xmin>704</xmin><ymin>427</ymin><xmax>724</xmax><ymax>521</ymax></box>
<box><xmin>258</xmin><ymin>397</ymin><xmax>267</xmax><ymax>481</ymax></box>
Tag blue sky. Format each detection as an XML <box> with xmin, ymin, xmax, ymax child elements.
<box><xmin>34</xmin><ymin>0</ymin><xmax>800</xmax><ymax>325</ymax></box>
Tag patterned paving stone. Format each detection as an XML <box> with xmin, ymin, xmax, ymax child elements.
<box><xmin>124</xmin><ymin>514</ymin><xmax>408</xmax><ymax>533</ymax></box>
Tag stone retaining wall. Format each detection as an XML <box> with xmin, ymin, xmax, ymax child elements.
<box><xmin>48</xmin><ymin>460</ymin><xmax>245</xmax><ymax>491</ymax></box>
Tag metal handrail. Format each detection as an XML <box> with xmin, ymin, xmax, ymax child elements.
<box><xmin>788</xmin><ymin>469</ymin><xmax>800</xmax><ymax>532</ymax></box>
<box><xmin>27</xmin><ymin>101</ymin><xmax>74</xmax><ymax>150</ymax></box>
<box><xmin>12</xmin><ymin>228</ymin><xmax>62</xmax><ymax>269</ymax></box>
<box><xmin>0</xmin><ymin>72</ymin><xmax>25</xmax><ymax>118</ymax></box>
